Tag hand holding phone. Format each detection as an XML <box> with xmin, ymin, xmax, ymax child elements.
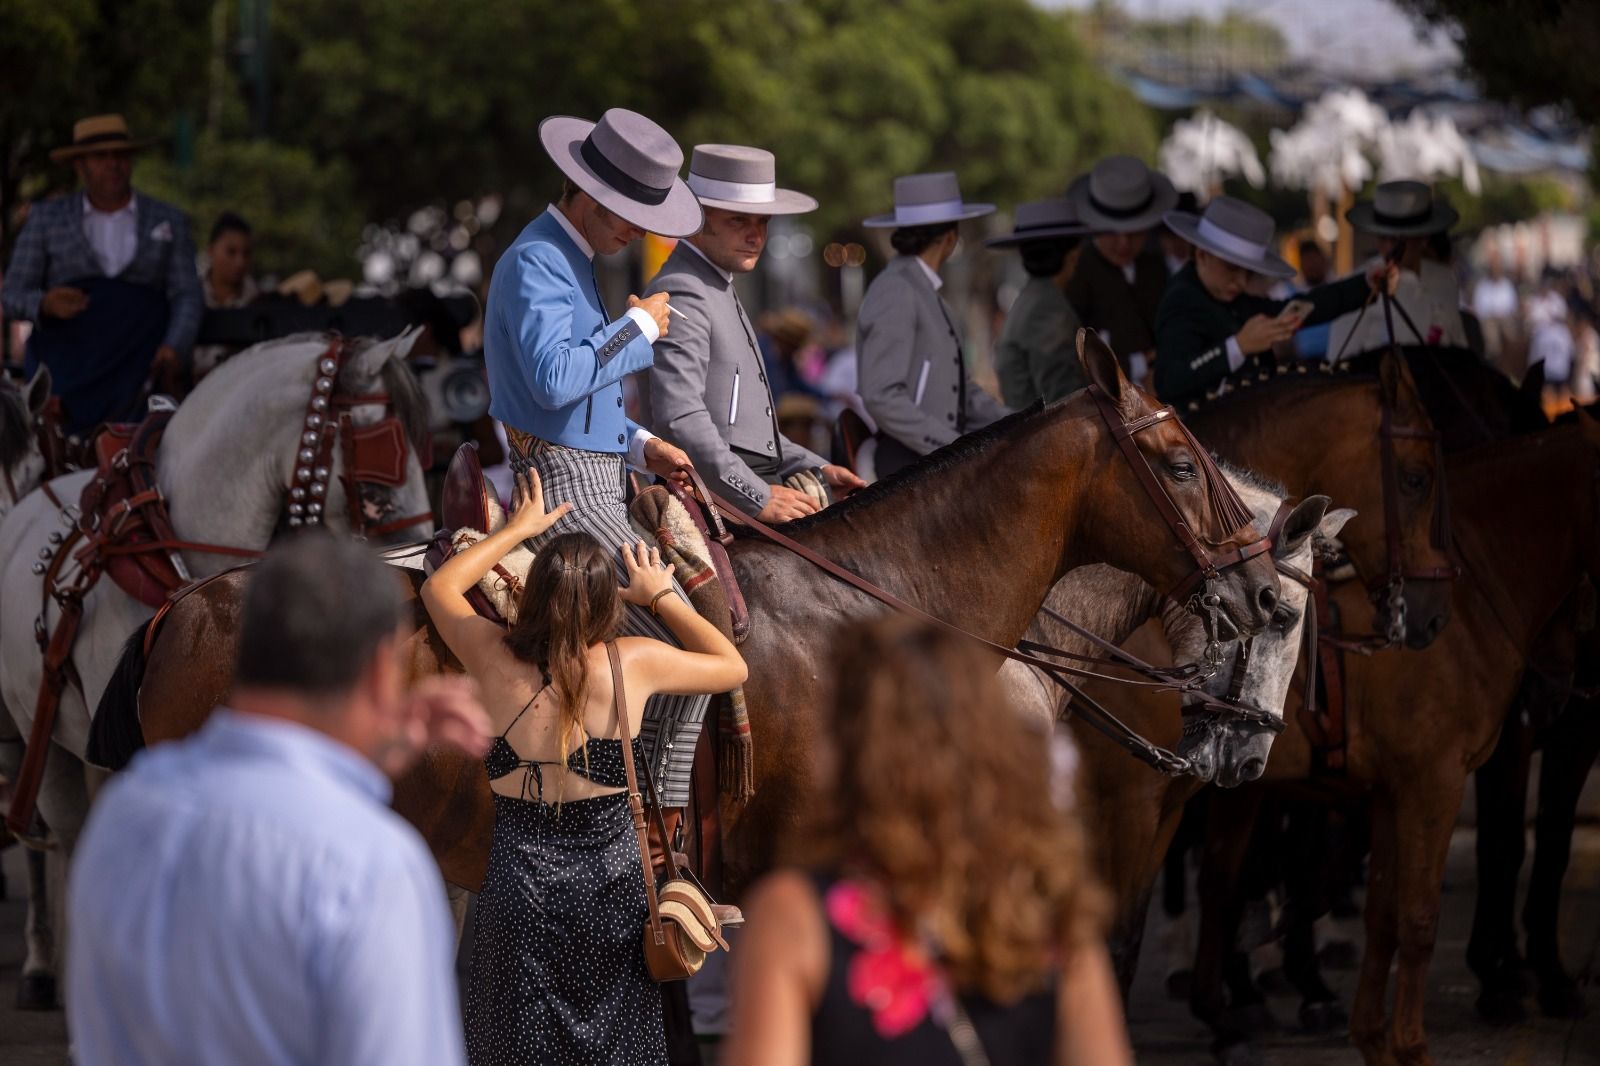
<box><xmin>1279</xmin><ymin>298</ymin><xmax>1314</xmax><ymax>324</ymax></box>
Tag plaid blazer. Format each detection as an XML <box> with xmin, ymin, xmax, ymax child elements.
<box><xmin>2</xmin><ymin>192</ymin><xmax>203</xmax><ymax>355</ymax></box>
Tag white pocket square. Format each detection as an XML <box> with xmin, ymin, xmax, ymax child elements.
<box><xmin>149</xmin><ymin>221</ymin><xmax>173</xmax><ymax>242</ymax></box>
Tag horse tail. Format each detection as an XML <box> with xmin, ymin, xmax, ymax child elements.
<box><xmin>86</xmin><ymin>624</ymin><xmax>152</xmax><ymax>772</ymax></box>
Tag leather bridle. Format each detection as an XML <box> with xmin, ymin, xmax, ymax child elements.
<box><xmin>283</xmin><ymin>337</ymin><xmax>432</xmax><ymax>540</ymax></box>
<box><xmin>674</xmin><ymin>389</ymin><xmax>1283</xmax><ymax>778</ymax></box>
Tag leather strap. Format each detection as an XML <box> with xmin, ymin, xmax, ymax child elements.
<box><xmin>609</xmin><ymin>640</ymin><xmax>669</xmax><ymax>947</ymax></box>
<box><xmin>692</xmin><ymin>479</ymin><xmax>1277</xmax><ymax>773</ymax></box>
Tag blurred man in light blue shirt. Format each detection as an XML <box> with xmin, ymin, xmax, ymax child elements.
<box><xmin>68</xmin><ymin>535</ymin><xmax>490</xmax><ymax>1066</ymax></box>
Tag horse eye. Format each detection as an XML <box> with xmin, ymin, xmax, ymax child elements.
<box><xmin>1400</xmin><ymin>465</ymin><xmax>1430</xmax><ymax>494</ymax></box>
<box><xmin>1168</xmin><ymin>461</ymin><xmax>1197</xmax><ymax>481</ymax></box>
<box><xmin>1272</xmin><ymin>606</ymin><xmax>1297</xmax><ymax>630</ymax></box>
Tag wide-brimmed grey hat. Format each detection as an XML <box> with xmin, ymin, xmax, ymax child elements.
<box><xmin>985</xmin><ymin>198</ymin><xmax>1092</xmax><ymax>248</ymax></box>
<box><xmin>539</xmin><ymin>109</ymin><xmax>703</xmax><ymax>237</ymax></box>
<box><xmin>686</xmin><ymin>144</ymin><xmax>816</xmax><ymax>215</ymax></box>
<box><xmin>863</xmin><ymin>171</ymin><xmax>994</xmax><ymax>229</ymax></box>
<box><xmin>1067</xmin><ymin>156</ymin><xmax>1178</xmax><ymax>234</ymax></box>
<box><xmin>1163</xmin><ymin>196</ymin><xmax>1295</xmax><ymax>278</ymax></box>
<box><xmin>1346</xmin><ymin>180</ymin><xmax>1458</xmax><ymax>237</ymax></box>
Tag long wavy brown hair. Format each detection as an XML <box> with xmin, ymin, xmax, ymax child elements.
<box><xmin>505</xmin><ymin>533</ymin><xmax>624</xmax><ymax>767</ymax></box>
<box><xmin>801</xmin><ymin>616</ymin><xmax>1106</xmax><ymax>1003</ymax></box>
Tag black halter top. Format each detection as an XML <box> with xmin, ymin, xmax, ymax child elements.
<box><xmin>484</xmin><ymin>668</ymin><xmax>638</xmax><ymax>802</ymax></box>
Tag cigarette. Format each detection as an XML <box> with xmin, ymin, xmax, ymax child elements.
<box><xmin>667</xmin><ymin>303</ymin><xmax>687</xmax><ymax>319</ymax></box>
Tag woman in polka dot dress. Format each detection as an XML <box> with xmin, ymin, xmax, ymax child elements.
<box><xmin>423</xmin><ymin>469</ymin><xmax>748</xmax><ymax>1064</ymax></box>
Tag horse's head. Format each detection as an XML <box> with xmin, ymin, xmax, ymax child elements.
<box><xmin>0</xmin><ymin>367</ymin><xmax>50</xmax><ymax>515</ymax></box>
<box><xmin>323</xmin><ymin>330</ymin><xmax>437</xmax><ymax>546</ymax></box>
<box><xmin>1074</xmin><ymin>331</ymin><xmax>1280</xmax><ymax>638</ymax></box>
<box><xmin>1174</xmin><ymin>488</ymin><xmax>1355</xmax><ymax>787</ymax></box>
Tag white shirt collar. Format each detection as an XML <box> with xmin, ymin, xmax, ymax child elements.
<box><xmin>915</xmin><ymin>256</ymin><xmax>944</xmax><ymax>292</ymax></box>
<box><xmin>680</xmin><ymin>238</ymin><xmax>734</xmax><ymax>282</ymax></box>
<box><xmin>83</xmin><ymin>192</ymin><xmax>136</xmax><ymax>219</ymax></box>
<box><xmin>546</xmin><ymin>204</ymin><xmax>594</xmax><ymax>261</ymax></box>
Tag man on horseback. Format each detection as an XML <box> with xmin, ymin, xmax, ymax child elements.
<box><xmin>856</xmin><ymin>172</ymin><xmax>1008</xmax><ymax>478</ymax></box>
<box><xmin>2</xmin><ymin>114</ymin><xmax>203</xmax><ymax>434</ymax></box>
<box><xmin>1065</xmin><ymin>156</ymin><xmax>1179</xmax><ymax>386</ymax></box>
<box><xmin>642</xmin><ymin>144</ymin><xmax>865</xmax><ymax>520</ymax></box>
<box><xmin>1330</xmin><ymin>181</ymin><xmax>1467</xmax><ymax>357</ymax></box>
<box><xmin>482</xmin><ymin>107</ymin><xmax>712</xmax><ymax>807</ymax></box>
<box><xmin>1153</xmin><ymin>197</ymin><xmax>1397</xmax><ymax>406</ymax></box>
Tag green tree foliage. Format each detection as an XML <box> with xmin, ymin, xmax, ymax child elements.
<box><xmin>6</xmin><ymin>0</ymin><xmax>1156</xmax><ymax>276</ymax></box>
<box><xmin>136</xmin><ymin>133</ymin><xmax>361</xmax><ymax>277</ymax></box>
<box><xmin>1398</xmin><ymin>0</ymin><xmax>1600</xmax><ymax>124</ymax></box>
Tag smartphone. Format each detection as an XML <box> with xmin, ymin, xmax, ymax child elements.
<box><xmin>1280</xmin><ymin>298</ymin><xmax>1314</xmax><ymax>322</ymax></box>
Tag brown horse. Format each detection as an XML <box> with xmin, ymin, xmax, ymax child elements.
<box><xmin>1189</xmin><ymin>413</ymin><xmax>1600</xmax><ymax>1066</ymax></box>
<box><xmin>122</xmin><ymin>338</ymin><xmax>1281</xmax><ymax>893</ymax></box>
<box><xmin>1182</xmin><ymin>352</ymin><xmax>1456</xmax><ymax>650</ymax></box>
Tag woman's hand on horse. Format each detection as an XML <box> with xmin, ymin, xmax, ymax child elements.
<box><xmin>508</xmin><ymin>467</ymin><xmax>572</xmax><ymax>537</ymax></box>
<box><xmin>619</xmin><ymin>540</ymin><xmax>677</xmax><ymax>605</ymax></box>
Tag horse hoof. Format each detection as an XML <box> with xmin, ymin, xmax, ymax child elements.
<box><xmin>1317</xmin><ymin>939</ymin><xmax>1360</xmax><ymax>970</ymax></box>
<box><xmin>1226</xmin><ymin>1002</ymin><xmax>1280</xmax><ymax>1036</ymax></box>
<box><xmin>1212</xmin><ymin>1038</ymin><xmax>1264</xmax><ymax>1066</ymax></box>
<box><xmin>1298</xmin><ymin>998</ymin><xmax>1348</xmax><ymax>1033</ymax></box>
<box><xmin>1165</xmin><ymin>968</ymin><xmax>1192</xmax><ymax>1001</ymax></box>
<box><xmin>1537</xmin><ymin>978</ymin><xmax>1585</xmax><ymax>1019</ymax></box>
<box><xmin>1474</xmin><ymin>985</ymin><xmax>1526</xmax><ymax>1027</ymax></box>
<box><xmin>15</xmin><ymin>972</ymin><xmax>58</xmax><ymax>1011</ymax></box>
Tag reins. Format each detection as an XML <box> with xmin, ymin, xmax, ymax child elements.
<box><xmin>672</xmin><ymin>382</ymin><xmax>1289</xmax><ymax>777</ymax></box>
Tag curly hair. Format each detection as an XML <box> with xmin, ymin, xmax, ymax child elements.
<box><xmin>799</xmin><ymin>616</ymin><xmax>1106</xmax><ymax>1004</ymax></box>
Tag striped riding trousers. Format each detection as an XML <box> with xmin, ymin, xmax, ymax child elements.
<box><xmin>508</xmin><ymin>433</ymin><xmax>708</xmax><ymax>806</ymax></box>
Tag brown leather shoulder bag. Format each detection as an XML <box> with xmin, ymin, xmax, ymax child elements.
<box><xmin>606</xmin><ymin>641</ymin><xmax>728</xmax><ymax>981</ymax></box>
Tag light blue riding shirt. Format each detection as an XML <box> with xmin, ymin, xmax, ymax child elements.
<box><xmin>485</xmin><ymin>206</ymin><xmax>660</xmax><ymax>458</ymax></box>
<box><xmin>67</xmin><ymin>710</ymin><xmax>464</xmax><ymax>1066</ymax></box>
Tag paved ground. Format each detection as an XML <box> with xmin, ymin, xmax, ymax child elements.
<box><xmin>3</xmin><ymin>828</ymin><xmax>1597</xmax><ymax>1064</ymax></box>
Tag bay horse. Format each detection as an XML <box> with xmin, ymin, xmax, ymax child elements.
<box><xmin>122</xmin><ymin>336</ymin><xmax>1282</xmax><ymax>895</ymax></box>
<box><xmin>1182</xmin><ymin>352</ymin><xmax>1456</xmax><ymax>650</ymax></box>
<box><xmin>0</xmin><ymin>333</ymin><xmax>433</xmax><ymax>1008</ymax></box>
<box><xmin>1188</xmin><ymin>412</ymin><xmax>1600</xmax><ymax>1066</ymax></box>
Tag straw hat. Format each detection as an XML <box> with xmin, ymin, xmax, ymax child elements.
<box><xmin>51</xmin><ymin>115</ymin><xmax>154</xmax><ymax>163</ymax></box>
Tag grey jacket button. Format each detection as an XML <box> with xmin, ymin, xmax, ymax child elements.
<box><xmin>616</xmin><ymin>396</ymin><xmax>623</xmax><ymax>407</ymax></box>
<box><xmin>765</xmin><ymin>442</ymin><xmax>774</xmax><ymax>451</ymax></box>
<box><xmin>765</xmin><ymin>407</ymin><xmax>772</xmax><ymax>416</ymax></box>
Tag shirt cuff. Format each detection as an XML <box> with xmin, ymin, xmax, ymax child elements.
<box><xmin>1128</xmin><ymin>352</ymin><xmax>1149</xmax><ymax>383</ymax></box>
<box><xmin>625</xmin><ymin>306</ymin><xmax>660</xmax><ymax>345</ymax></box>
<box><xmin>626</xmin><ymin>426</ymin><xmax>655</xmax><ymax>470</ymax></box>
<box><xmin>1225</xmin><ymin>335</ymin><xmax>1246</xmax><ymax>372</ymax></box>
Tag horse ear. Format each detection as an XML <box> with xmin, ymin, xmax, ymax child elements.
<box><xmin>1273</xmin><ymin>494</ymin><xmax>1329</xmax><ymax>558</ymax></box>
<box><xmin>25</xmin><ymin>365</ymin><xmax>51</xmax><ymax>417</ymax></box>
<box><xmin>1377</xmin><ymin>347</ymin><xmax>1404</xmax><ymax>404</ymax></box>
<box><xmin>1077</xmin><ymin>329</ymin><xmax>1139</xmax><ymax>417</ymax></box>
<box><xmin>348</xmin><ymin>325</ymin><xmax>425</xmax><ymax>379</ymax></box>
<box><xmin>1319</xmin><ymin>506</ymin><xmax>1357</xmax><ymax>541</ymax></box>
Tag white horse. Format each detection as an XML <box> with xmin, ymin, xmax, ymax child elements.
<box><xmin>0</xmin><ymin>334</ymin><xmax>434</xmax><ymax>1007</ymax></box>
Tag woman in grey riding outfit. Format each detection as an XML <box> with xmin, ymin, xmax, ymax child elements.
<box><xmin>482</xmin><ymin>106</ymin><xmax>711</xmax><ymax>805</ymax></box>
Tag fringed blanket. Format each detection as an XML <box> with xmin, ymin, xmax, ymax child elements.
<box><xmin>628</xmin><ymin>486</ymin><xmax>755</xmax><ymax>803</ymax></box>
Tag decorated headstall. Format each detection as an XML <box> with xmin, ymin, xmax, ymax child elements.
<box><xmin>286</xmin><ymin>338</ymin><xmax>430</xmax><ymax>539</ymax></box>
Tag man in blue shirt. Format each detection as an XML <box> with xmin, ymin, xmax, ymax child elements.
<box><xmin>67</xmin><ymin>535</ymin><xmax>491</xmax><ymax>1066</ymax></box>
<box><xmin>484</xmin><ymin>108</ymin><xmax>715</xmax><ymax>810</ymax></box>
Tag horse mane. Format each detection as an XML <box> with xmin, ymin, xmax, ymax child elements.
<box><xmin>744</xmin><ymin>402</ymin><xmax>1059</xmax><ymax>538</ymax></box>
<box><xmin>377</xmin><ymin>351</ymin><xmax>432</xmax><ymax>455</ymax></box>
<box><xmin>0</xmin><ymin>384</ymin><xmax>32</xmax><ymax>472</ymax></box>
<box><xmin>1214</xmin><ymin>458</ymin><xmax>1285</xmax><ymax>502</ymax></box>
<box><xmin>1178</xmin><ymin>360</ymin><xmax>1373</xmax><ymax>420</ymax></box>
